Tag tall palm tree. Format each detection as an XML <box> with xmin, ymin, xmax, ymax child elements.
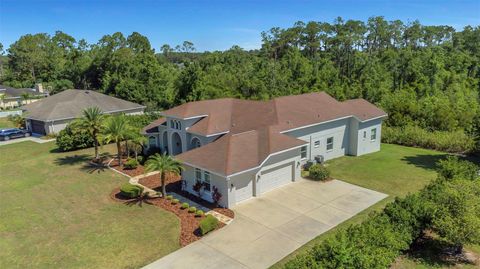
<box><xmin>145</xmin><ymin>153</ymin><xmax>183</xmax><ymax>197</ymax></box>
<box><xmin>101</xmin><ymin>114</ymin><xmax>130</xmax><ymax>167</ymax></box>
<box><xmin>79</xmin><ymin>107</ymin><xmax>105</xmax><ymax>161</ymax></box>
<box><xmin>21</xmin><ymin>92</ymin><xmax>31</xmax><ymax>105</ymax></box>
<box><xmin>0</xmin><ymin>93</ymin><xmax>6</xmax><ymax>109</ymax></box>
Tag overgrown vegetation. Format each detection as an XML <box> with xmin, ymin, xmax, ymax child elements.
<box><xmin>199</xmin><ymin>215</ymin><xmax>218</xmax><ymax>235</ymax></box>
<box><xmin>1</xmin><ymin>18</ymin><xmax>479</xmax><ymax>151</ymax></box>
<box><xmin>308</xmin><ymin>164</ymin><xmax>330</xmax><ymax>181</ymax></box>
<box><xmin>120</xmin><ymin>183</ymin><xmax>143</xmax><ymax>198</ymax></box>
<box><xmin>284</xmin><ymin>157</ymin><xmax>480</xmax><ymax>268</ymax></box>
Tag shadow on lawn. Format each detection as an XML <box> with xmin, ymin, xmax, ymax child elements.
<box><xmin>123</xmin><ymin>196</ymin><xmax>154</xmax><ymax>207</ymax></box>
<box><xmin>54</xmin><ymin>154</ymin><xmax>91</xmax><ymax>166</ymax></box>
<box><xmin>401</xmin><ymin>154</ymin><xmax>448</xmax><ymax>171</ymax></box>
<box><xmin>405</xmin><ymin>233</ymin><xmax>478</xmax><ymax>267</ymax></box>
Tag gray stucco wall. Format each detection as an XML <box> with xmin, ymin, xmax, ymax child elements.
<box><xmin>182</xmin><ymin>164</ymin><xmax>229</xmax><ymax>208</ymax></box>
<box><xmin>284</xmin><ymin>118</ymin><xmax>351</xmax><ymax>162</ymax></box>
<box><xmin>355</xmin><ymin>118</ymin><xmax>382</xmax><ymax>155</ymax></box>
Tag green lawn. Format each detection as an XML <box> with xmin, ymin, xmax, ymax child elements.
<box><xmin>0</xmin><ymin>117</ymin><xmax>15</xmax><ymax>128</ymax></box>
<box><xmin>0</xmin><ymin>142</ymin><xmax>180</xmax><ymax>269</ymax></box>
<box><xmin>272</xmin><ymin>143</ymin><xmax>449</xmax><ymax>268</ymax></box>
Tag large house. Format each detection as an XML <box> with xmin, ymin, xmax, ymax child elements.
<box><xmin>143</xmin><ymin>92</ymin><xmax>387</xmax><ymax>208</ymax></box>
<box><xmin>0</xmin><ymin>84</ymin><xmax>48</xmax><ymax>109</ymax></box>
<box><xmin>22</xmin><ymin>89</ymin><xmax>145</xmax><ymax>135</ymax></box>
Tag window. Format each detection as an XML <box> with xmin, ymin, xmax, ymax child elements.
<box><xmin>363</xmin><ymin>131</ymin><xmax>367</xmax><ymax>139</ymax></box>
<box><xmin>192</xmin><ymin>137</ymin><xmax>201</xmax><ymax>148</ymax></box>
<box><xmin>178</xmin><ymin>121</ymin><xmax>182</xmax><ymax>130</ymax></box>
<box><xmin>301</xmin><ymin>146</ymin><xmax>307</xmax><ymax>159</ymax></box>
<box><xmin>148</xmin><ymin>136</ymin><xmax>156</xmax><ymax>147</ymax></box>
<box><xmin>203</xmin><ymin>171</ymin><xmax>211</xmax><ymax>191</ymax></box>
<box><xmin>326</xmin><ymin>137</ymin><xmax>334</xmax><ymax>151</ymax></box>
<box><xmin>170</xmin><ymin>120</ymin><xmax>182</xmax><ymax>130</ymax></box>
<box><xmin>371</xmin><ymin>128</ymin><xmax>377</xmax><ymax>141</ymax></box>
<box><xmin>314</xmin><ymin>140</ymin><xmax>320</xmax><ymax>148</ymax></box>
<box><xmin>195</xmin><ymin>168</ymin><xmax>202</xmax><ymax>181</ymax></box>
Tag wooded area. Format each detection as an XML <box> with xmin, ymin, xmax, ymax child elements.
<box><xmin>0</xmin><ymin>17</ymin><xmax>479</xmax><ymax>151</ymax></box>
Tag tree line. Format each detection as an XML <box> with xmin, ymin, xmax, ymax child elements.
<box><xmin>0</xmin><ymin>17</ymin><xmax>479</xmax><ymax>150</ymax></box>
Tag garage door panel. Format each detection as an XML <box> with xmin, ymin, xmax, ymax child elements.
<box><xmin>259</xmin><ymin>163</ymin><xmax>293</xmax><ymax>194</ymax></box>
<box><xmin>235</xmin><ymin>177</ymin><xmax>253</xmax><ymax>203</ymax></box>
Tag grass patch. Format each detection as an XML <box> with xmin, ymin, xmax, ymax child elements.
<box><xmin>0</xmin><ymin>117</ymin><xmax>15</xmax><ymax>128</ymax></box>
<box><xmin>271</xmin><ymin>143</ymin><xmax>448</xmax><ymax>268</ymax></box>
<box><xmin>0</xmin><ymin>141</ymin><xmax>180</xmax><ymax>268</ymax></box>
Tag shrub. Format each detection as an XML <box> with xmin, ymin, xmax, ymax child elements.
<box><xmin>165</xmin><ymin>195</ymin><xmax>173</xmax><ymax>200</ymax></box>
<box><xmin>188</xmin><ymin>206</ymin><xmax>197</xmax><ymax>213</ymax></box>
<box><xmin>137</xmin><ymin>155</ymin><xmax>144</xmax><ymax>165</ymax></box>
<box><xmin>180</xmin><ymin>202</ymin><xmax>189</xmax><ymax>209</ymax></box>
<box><xmin>199</xmin><ymin>215</ymin><xmax>218</xmax><ymax>235</ymax></box>
<box><xmin>171</xmin><ymin>198</ymin><xmax>179</xmax><ymax>204</ymax></box>
<box><xmin>382</xmin><ymin>125</ymin><xmax>475</xmax><ymax>153</ymax></box>
<box><xmin>124</xmin><ymin>158</ymin><xmax>139</xmax><ymax>170</ymax></box>
<box><xmin>120</xmin><ymin>183</ymin><xmax>143</xmax><ymax>198</ymax></box>
<box><xmin>195</xmin><ymin>210</ymin><xmax>204</xmax><ymax>217</ymax></box>
<box><xmin>56</xmin><ymin>121</ymin><xmax>94</xmax><ymax>151</ymax></box>
<box><xmin>437</xmin><ymin>156</ymin><xmax>479</xmax><ymax>181</ymax></box>
<box><xmin>309</xmin><ymin>164</ymin><xmax>330</xmax><ymax>181</ymax></box>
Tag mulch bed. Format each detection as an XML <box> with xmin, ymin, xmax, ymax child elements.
<box><xmin>109</xmin><ymin>162</ymin><xmax>234</xmax><ymax>246</ymax></box>
<box><xmin>109</xmin><ymin>158</ymin><xmax>146</xmax><ymax>177</ymax></box>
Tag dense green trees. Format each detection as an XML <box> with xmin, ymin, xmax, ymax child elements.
<box><xmin>1</xmin><ymin>17</ymin><xmax>479</xmax><ymax>150</ymax></box>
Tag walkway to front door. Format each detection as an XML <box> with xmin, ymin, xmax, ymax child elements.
<box><xmin>143</xmin><ymin>178</ymin><xmax>388</xmax><ymax>269</ymax></box>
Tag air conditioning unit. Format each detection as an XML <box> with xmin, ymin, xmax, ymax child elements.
<box><xmin>314</xmin><ymin>155</ymin><xmax>324</xmax><ymax>164</ymax></box>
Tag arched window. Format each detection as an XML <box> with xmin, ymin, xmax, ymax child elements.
<box><xmin>191</xmin><ymin>137</ymin><xmax>201</xmax><ymax>149</ymax></box>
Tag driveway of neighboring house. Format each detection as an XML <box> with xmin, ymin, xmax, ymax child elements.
<box><xmin>143</xmin><ymin>179</ymin><xmax>388</xmax><ymax>269</ymax></box>
<box><xmin>0</xmin><ymin>136</ymin><xmax>55</xmax><ymax>146</ymax></box>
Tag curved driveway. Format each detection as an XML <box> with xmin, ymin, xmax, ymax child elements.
<box><xmin>143</xmin><ymin>179</ymin><xmax>387</xmax><ymax>269</ymax></box>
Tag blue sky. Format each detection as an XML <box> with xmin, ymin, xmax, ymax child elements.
<box><xmin>0</xmin><ymin>0</ymin><xmax>479</xmax><ymax>52</ymax></box>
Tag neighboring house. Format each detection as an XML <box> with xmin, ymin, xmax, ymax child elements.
<box><xmin>0</xmin><ymin>84</ymin><xmax>48</xmax><ymax>110</ymax></box>
<box><xmin>142</xmin><ymin>92</ymin><xmax>387</xmax><ymax>208</ymax></box>
<box><xmin>21</xmin><ymin>89</ymin><xmax>145</xmax><ymax>135</ymax></box>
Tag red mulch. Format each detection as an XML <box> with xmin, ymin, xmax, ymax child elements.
<box><xmin>138</xmin><ymin>174</ymin><xmax>235</xmax><ymax>219</ymax></box>
<box><xmin>110</xmin><ymin>187</ymin><xmax>225</xmax><ymax>246</ymax></box>
<box><xmin>109</xmin><ymin>158</ymin><xmax>146</xmax><ymax>177</ymax></box>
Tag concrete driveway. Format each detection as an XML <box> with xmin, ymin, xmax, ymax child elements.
<box><xmin>0</xmin><ymin>136</ymin><xmax>54</xmax><ymax>146</ymax></box>
<box><xmin>143</xmin><ymin>179</ymin><xmax>387</xmax><ymax>269</ymax></box>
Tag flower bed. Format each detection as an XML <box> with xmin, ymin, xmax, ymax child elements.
<box><xmin>109</xmin><ymin>158</ymin><xmax>145</xmax><ymax>177</ymax></box>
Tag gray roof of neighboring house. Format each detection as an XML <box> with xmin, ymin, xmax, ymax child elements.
<box><xmin>0</xmin><ymin>85</ymin><xmax>45</xmax><ymax>99</ymax></box>
<box><xmin>21</xmin><ymin>89</ymin><xmax>145</xmax><ymax>121</ymax></box>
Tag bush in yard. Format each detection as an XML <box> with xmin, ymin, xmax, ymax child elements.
<box><xmin>56</xmin><ymin>121</ymin><xmax>94</xmax><ymax>151</ymax></box>
<box><xmin>199</xmin><ymin>215</ymin><xmax>218</xmax><ymax>235</ymax></box>
<box><xmin>188</xmin><ymin>206</ymin><xmax>196</xmax><ymax>213</ymax></box>
<box><xmin>180</xmin><ymin>202</ymin><xmax>189</xmax><ymax>209</ymax></box>
<box><xmin>436</xmin><ymin>156</ymin><xmax>479</xmax><ymax>181</ymax></box>
<box><xmin>195</xmin><ymin>210</ymin><xmax>204</xmax><ymax>217</ymax></box>
<box><xmin>165</xmin><ymin>195</ymin><xmax>173</xmax><ymax>200</ymax></box>
<box><xmin>124</xmin><ymin>158</ymin><xmax>139</xmax><ymax>170</ymax></box>
<box><xmin>308</xmin><ymin>164</ymin><xmax>330</xmax><ymax>181</ymax></box>
<box><xmin>211</xmin><ymin>186</ymin><xmax>222</xmax><ymax>205</ymax></box>
<box><xmin>120</xmin><ymin>183</ymin><xmax>143</xmax><ymax>198</ymax></box>
<box><xmin>382</xmin><ymin>125</ymin><xmax>475</xmax><ymax>153</ymax></box>
<box><xmin>171</xmin><ymin>198</ymin><xmax>179</xmax><ymax>204</ymax></box>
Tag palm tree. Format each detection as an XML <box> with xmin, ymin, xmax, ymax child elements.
<box><xmin>21</xmin><ymin>92</ymin><xmax>31</xmax><ymax>105</ymax></box>
<box><xmin>79</xmin><ymin>107</ymin><xmax>105</xmax><ymax>161</ymax></box>
<box><xmin>145</xmin><ymin>153</ymin><xmax>183</xmax><ymax>197</ymax></box>
<box><xmin>130</xmin><ymin>132</ymin><xmax>147</xmax><ymax>161</ymax></box>
<box><xmin>0</xmin><ymin>93</ymin><xmax>5</xmax><ymax>110</ymax></box>
<box><xmin>101</xmin><ymin>114</ymin><xmax>130</xmax><ymax>167</ymax></box>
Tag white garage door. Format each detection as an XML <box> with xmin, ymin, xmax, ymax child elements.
<box><xmin>235</xmin><ymin>177</ymin><xmax>253</xmax><ymax>203</ymax></box>
<box><xmin>259</xmin><ymin>163</ymin><xmax>293</xmax><ymax>194</ymax></box>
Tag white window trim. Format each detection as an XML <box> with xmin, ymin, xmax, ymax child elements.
<box><xmin>370</xmin><ymin>128</ymin><xmax>377</xmax><ymax>142</ymax></box>
<box><xmin>314</xmin><ymin>140</ymin><xmax>320</xmax><ymax>148</ymax></box>
<box><xmin>300</xmin><ymin>146</ymin><xmax>308</xmax><ymax>160</ymax></box>
<box><xmin>326</xmin><ymin>137</ymin><xmax>334</xmax><ymax>152</ymax></box>
<box><xmin>203</xmin><ymin>171</ymin><xmax>211</xmax><ymax>192</ymax></box>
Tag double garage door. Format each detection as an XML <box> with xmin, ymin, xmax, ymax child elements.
<box><xmin>235</xmin><ymin>162</ymin><xmax>294</xmax><ymax>203</ymax></box>
<box><xmin>30</xmin><ymin>120</ymin><xmax>46</xmax><ymax>135</ymax></box>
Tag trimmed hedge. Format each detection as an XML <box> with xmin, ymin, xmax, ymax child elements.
<box><xmin>56</xmin><ymin>121</ymin><xmax>94</xmax><ymax>151</ymax></box>
<box><xmin>382</xmin><ymin>125</ymin><xmax>475</xmax><ymax>153</ymax></box>
<box><xmin>195</xmin><ymin>210</ymin><xmax>205</xmax><ymax>217</ymax></box>
<box><xmin>199</xmin><ymin>215</ymin><xmax>218</xmax><ymax>235</ymax></box>
<box><xmin>308</xmin><ymin>164</ymin><xmax>330</xmax><ymax>181</ymax></box>
<box><xmin>120</xmin><ymin>183</ymin><xmax>143</xmax><ymax>198</ymax></box>
<box><xmin>180</xmin><ymin>202</ymin><xmax>189</xmax><ymax>209</ymax></box>
<box><xmin>188</xmin><ymin>206</ymin><xmax>197</xmax><ymax>213</ymax></box>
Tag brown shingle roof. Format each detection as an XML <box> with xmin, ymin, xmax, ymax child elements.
<box><xmin>159</xmin><ymin>92</ymin><xmax>387</xmax><ymax>175</ymax></box>
<box><xmin>22</xmin><ymin>89</ymin><xmax>145</xmax><ymax>121</ymax></box>
<box><xmin>176</xmin><ymin>126</ymin><xmax>307</xmax><ymax>176</ymax></box>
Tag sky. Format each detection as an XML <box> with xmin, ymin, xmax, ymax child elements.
<box><xmin>0</xmin><ymin>0</ymin><xmax>479</xmax><ymax>52</ymax></box>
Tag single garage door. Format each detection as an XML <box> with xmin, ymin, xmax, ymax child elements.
<box><xmin>235</xmin><ymin>177</ymin><xmax>253</xmax><ymax>203</ymax></box>
<box><xmin>258</xmin><ymin>163</ymin><xmax>293</xmax><ymax>194</ymax></box>
<box><xmin>30</xmin><ymin>120</ymin><xmax>46</xmax><ymax>135</ymax></box>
